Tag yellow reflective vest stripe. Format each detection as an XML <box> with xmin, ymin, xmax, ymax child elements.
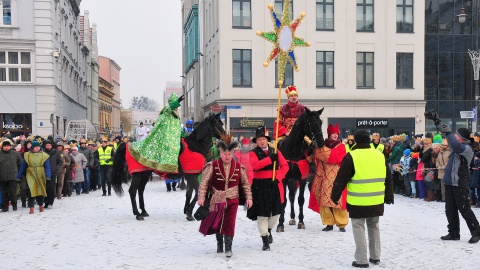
<box><xmin>347</xmin><ymin>148</ymin><xmax>386</xmax><ymax>206</ymax></box>
<box><xmin>98</xmin><ymin>147</ymin><xmax>113</xmax><ymax>166</ymax></box>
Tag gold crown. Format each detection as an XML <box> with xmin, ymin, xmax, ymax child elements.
<box><xmin>79</xmin><ymin>138</ymin><xmax>87</xmax><ymax>144</ymax></box>
<box><xmin>399</xmin><ymin>133</ymin><xmax>406</xmax><ymax>141</ymax></box>
<box><xmin>372</xmin><ymin>133</ymin><xmax>380</xmax><ymax>140</ymax></box>
<box><xmin>347</xmin><ymin>135</ymin><xmax>354</xmax><ymax>140</ymax></box>
<box><xmin>423</xmin><ymin>137</ymin><xmax>432</xmax><ymax>144</ymax></box>
<box><xmin>391</xmin><ymin>135</ymin><xmax>401</xmax><ymax>142</ymax></box>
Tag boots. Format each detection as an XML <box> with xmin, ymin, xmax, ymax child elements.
<box><xmin>424</xmin><ymin>190</ymin><xmax>434</xmax><ymax>202</ymax></box>
<box><xmin>39</xmin><ymin>205</ymin><xmax>44</xmax><ymax>212</ymax></box>
<box><xmin>216</xmin><ymin>233</ymin><xmax>224</xmax><ymax>253</ymax></box>
<box><xmin>261</xmin><ymin>235</ymin><xmax>270</xmax><ymax>251</ymax></box>
<box><xmin>29</xmin><ymin>207</ymin><xmax>34</xmax><ymax>214</ymax></box>
<box><xmin>267</xmin><ymin>229</ymin><xmax>273</xmax><ymax>244</ymax></box>
<box><xmin>224</xmin><ymin>235</ymin><xmax>233</xmax><ymax>258</ymax></box>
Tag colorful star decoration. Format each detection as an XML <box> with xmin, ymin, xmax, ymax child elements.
<box><xmin>256</xmin><ymin>0</ymin><xmax>310</xmax><ymax>85</ymax></box>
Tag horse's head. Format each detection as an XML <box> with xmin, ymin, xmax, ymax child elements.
<box><xmin>209</xmin><ymin>112</ymin><xmax>226</xmax><ymax>139</ymax></box>
<box><xmin>304</xmin><ymin>107</ymin><xmax>325</xmax><ymax>148</ymax></box>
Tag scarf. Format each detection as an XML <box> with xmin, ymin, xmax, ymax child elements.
<box><xmin>324</xmin><ymin>138</ymin><xmax>341</xmax><ymax>149</ymax></box>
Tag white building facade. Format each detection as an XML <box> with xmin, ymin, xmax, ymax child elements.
<box><xmin>198</xmin><ymin>0</ymin><xmax>426</xmax><ymax>139</ymax></box>
<box><xmin>0</xmin><ymin>0</ymin><xmax>88</xmax><ymax>137</ymax></box>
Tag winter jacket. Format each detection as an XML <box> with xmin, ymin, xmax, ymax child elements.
<box><xmin>388</xmin><ymin>142</ymin><xmax>404</xmax><ymax>165</ymax></box>
<box><xmin>57</xmin><ymin>151</ymin><xmax>71</xmax><ymax>174</ymax></box>
<box><xmin>330</xmin><ymin>143</ymin><xmax>394</xmax><ymax>219</ymax></box>
<box><xmin>407</xmin><ymin>158</ymin><xmax>418</xmax><ymax>182</ymax></box>
<box><xmin>416</xmin><ymin>162</ymin><xmax>425</xmax><ymax>181</ymax></box>
<box><xmin>443</xmin><ymin>132</ymin><xmax>474</xmax><ymax>187</ymax></box>
<box><xmin>78</xmin><ymin>146</ymin><xmax>94</xmax><ymax>167</ymax></box>
<box><xmin>70</xmin><ymin>152</ymin><xmax>87</xmax><ymax>183</ymax></box>
<box><xmin>436</xmin><ymin>147</ymin><xmax>450</xmax><ymax>180</ymax></box>
<box><xmin>0</xmin><ymin>149</ymin><xmax>22</xmax><ymax>181</ymax></box>
<box><xmin>399</xmin><ymin>155</ymin><xmax>411</xmax><ymax>176</ymax></box>
<box><xmin>43</xmin><ymin>148</ymin><xmax>63</xmax><ymax>176</ymax></box>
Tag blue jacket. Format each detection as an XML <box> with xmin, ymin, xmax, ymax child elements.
<box><xmin>443</xmin><ymin>132</ymin><xmax>474</xmax><ymax>187</ymax></box>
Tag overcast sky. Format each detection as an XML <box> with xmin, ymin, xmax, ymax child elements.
<box><xmin>80</xmin><ymin>0</ymin><xmax>182</xmax><ymax>108</ymax></box>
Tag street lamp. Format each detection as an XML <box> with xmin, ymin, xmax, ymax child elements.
<box><xmin>459</xmin><ymin>5</ymin><xmax>480</xmax><ymax>132</ymax></box>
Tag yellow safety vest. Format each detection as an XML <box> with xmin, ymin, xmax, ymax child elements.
<box><xmin>370</xmin><ymin>143</ymin><xmax>384</xmax><ymax>153</ymax></box>
<box><xmin>347</xmin><ymin>148</ymin><xmax>386</xmax><ymax>206</ymax></box>
<box><xmin>114</xmin><ymin>142</ymin><xmax>119</xmax><ymax>150</ymax></box>
<box><xmin>98</xmin><ymin>147</ymin><xmax>113</xmax><ymax>166</ymax></box>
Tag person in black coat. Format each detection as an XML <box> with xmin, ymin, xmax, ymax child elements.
<box><xmin>43</xmin><ymin>140</ymin><xmax>63</xmax><ymax>208</ymax></box>
<box><xmin>0</xmin><ymin>140</ymin><xmax>22</xmax><ymax>211</ymax></box>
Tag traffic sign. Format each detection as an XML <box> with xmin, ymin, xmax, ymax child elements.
<box><xmin>210</xmin><ymin>105</ymin><xmax>224</xmax><ymax>112</ymax></box>
<box><xmin>226</xmin><ymin>105</ymin><xmax>242</xmax><ymax>109</ymax></box>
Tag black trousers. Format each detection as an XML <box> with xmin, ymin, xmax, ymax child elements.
<box><xmin>44</xmin><ymin>175</ymin><xmax>57</xmax><ymax>206</ymax></box>
<box><xmin>28</xmin><ymin>196</ymin><xmax>44</xmax><ymax>208</ymax></box>
<box><xmin>100</xmin><ymin>166</ymin><xmax>112</xmax><ymax>195</ymax></box>
<box><xmin>445</xmin><ymin>185</ymin><xmax>480</xmax><ymax>237</ymax></box>
<box><xmin>0</xmin><ymin>180</ymin><xmax>18</xmax><ymax>209</ymax></box>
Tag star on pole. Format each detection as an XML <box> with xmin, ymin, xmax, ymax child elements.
<box><xmin>256</xmin><ymin>0</ymin><xmax>310</xmax><ymax>85</ymax></box>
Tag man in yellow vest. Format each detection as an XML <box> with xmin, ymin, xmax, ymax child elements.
<box><xmin>98</xmin><ymin>137</ymin><xmax>114</xmax><ymax>196</ymax></box>
<box><xmin>331</xmin><ymin>130</ymin><xmax>394</xmax><ymax>268</ymax></box>
<box><xmin>370</xmin><ymin>133</ymin><xmax>386</xmax><ymax>156</ymax></box>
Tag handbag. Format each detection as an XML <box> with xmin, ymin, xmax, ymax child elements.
<box><xmin>194</xmin><ymin>203</ymin><xmax>210</xmax><ymax>221</ymax></box>
<box><xmin>424</xmin><ymin>171</ymin><xmax>435</xmax><ymax>182</ymax></box>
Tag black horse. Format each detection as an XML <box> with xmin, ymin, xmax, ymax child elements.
<box><xmin>112</xmin><ymin>112</ymin><xmax>226</xmax><ymax>221</ymax></box>
<box><xmin>276</xmin><ymin>108</ymin><xmax>325</xmax><ymax>232</ymax></box>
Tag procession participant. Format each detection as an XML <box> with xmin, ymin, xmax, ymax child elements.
<box><xmin>346</xmin><ymin>135</ymin><xmax>355</xmax><ymax>153</ymax></box>
<box><xmin>98</xmin><ymin>138</ymin><xmax>114</xmax><ymax>196</ymax></box>
<box><xmin>197</xmin><ymin>133</ymin><xmax>253</xmax><ymax>258</ymax></box>
<box><xmin>247</xmin><ymin>126</ymin><xmax>289</xmax><ymax>251</ymax></box>
<box><xmin>136</xmin><ymin>122</ymin><xmax>149</xmax><ymax>141</ymax></box>
<box><xmin>128</xmin><ymin>93</ymin><xmax>184</xmax><ymax>173</ymax></box>
<box><xmin>234</xmin><ymin>137</ymin><xmax>253</xmax><ymax>184</ymax></box>
<box><xmin>55</xmin><ymin>142</ymin><xmax>70</xmax><ymax>199</ymax></box>
<box><xmin>309</xmin><ymin>123</ymin><xmax>348</xmax><ymax>232</ymax></box>
<box><xmin>16</xmin><ymin>141</ymin><xmax>51</xmax><ymax>214</ymax></box>
<box><xmin>435</xmin><ymin>123</ymin><xmax>480</xmax><ymax>244</ymax></box>
<box><xmin>113</xmin><ymin>135</ymin><xmax>122</xmax><ymax>150</ymax></box>
<box><xmin>331</xmin><ymin>130</ymin><xmax>394</xmax><ymax>268</ymax></box>
<box><xmin>0</xmin><ymin>139</ymin><xmax>22</xmax><ymax>211</ymax></box>
<box><xmin>43</xmin><ymin>140</ymin><xmax>62</xmax><ymax>208</ymax></box>
<box><xmin>88</xmin><ymin>140</ymin><xmax>100</xmax><ymax>191</ymax></box>
<box><xmin>370</xmin><ymin>133</ymin><xmax>385</xmax><ymax>156</ymax></box>
<box><xmin>273</xmin><ymin>85</ymin><xmax>306</xmax><ymax>139</ymax></box>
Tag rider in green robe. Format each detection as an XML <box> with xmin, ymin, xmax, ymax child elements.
<box><xmin>129</xmin><ymin>93</ymin><xmax>184</xmax><ymax>173</ymax></box>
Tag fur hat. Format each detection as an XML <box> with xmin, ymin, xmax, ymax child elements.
<box><xmin>354</xmin><ymin>130</ymin><xmax>371</xmax><ymax>144</ymax></box>
<box><xmin>285</xmin><ymin>85</ymin><xmax>298</xmax><ymax>97</ymax></box>
<box><xmin>372</xmin><ymin>133</ymin><xmax>380</xmax><ymax>140</ymax></box>
<box><xmin>456</xmin><ymin>128</ymin><xmax>471</xmax><ymax>141</ymax></box>
<box><xmin>327</xmin><ymin>123</ymin><xmax>340</xmax><ymax>137</ymax></box>
<box><xmin>252</xmin><ymin>126</ymin><xmax>270</xmax><ymax>143</ymax></box>
<box><xmin>1</xmin><ymin>139</ymin><xmax>12</xmax><ymax>147</ymax></box>
<box><xmin>216</xmin><ymin>133</ymin><xmax>238</xmax><ymax>152</ymax></box>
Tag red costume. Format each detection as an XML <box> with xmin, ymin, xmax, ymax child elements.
<box><xmin>234</xmin><ymin>141</ymin><xmax>253</xmax><ymax>184</ymax></box>
<box><xmin>198</xmin><ymin>159</ymin><xmax>252</xmax><ymax>236</ymax></box>
<box><xmin>273</xmin><ymin>85</ymin><xmax>306</xmax><ymax>139</ymax></box>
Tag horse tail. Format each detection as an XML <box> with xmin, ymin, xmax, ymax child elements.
<box><xmin>112</xmin><ymin>142</ymin><xmax>128</xmax><ymax>196</ymax></box>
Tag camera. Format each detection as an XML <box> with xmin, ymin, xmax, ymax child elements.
<box><xmin>424</xmin><ymin>109</ymin><xmax>441</xmax><ymax>125</ymax></box>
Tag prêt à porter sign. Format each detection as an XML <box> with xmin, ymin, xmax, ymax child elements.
<box><xmin>356</xmin><ymin>119</ymin><xmax>388</xmax><ymax>128</ymax></box>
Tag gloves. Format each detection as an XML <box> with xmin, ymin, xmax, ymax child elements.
<box><xmin>436</xmin><ymin>123</ymin><xmax>451</xmax><ymax>133</ymax></box>
<box><xmin>385</xmin><ymin>200</ymin><xmax>394</xmax><ymax>205</ymax></box>
<box><xmin>269</xmin><ymin>153</ymin><xmax>278</xmax><ymax>162</ymax></box>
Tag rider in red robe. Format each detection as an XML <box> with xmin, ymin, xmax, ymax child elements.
<box><xmin>273</xmin><ymin>85</ymin><xmax>306</xmax><ymax>139</ymax></box>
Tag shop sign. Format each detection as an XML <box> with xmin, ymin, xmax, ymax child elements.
<box><xmin>356</xmin><ymin>119</ymin><xmax>388</xmax><ymax>128</ymax></box>
<box><xmin>2</xmin><ymin>121</ymin><xmax>23</xmax><ymax>129</ymax></box>
<box><xmin>240</xmin><ymin>119</ymin><xmax>264</xmax><ymax>128</ymax></box>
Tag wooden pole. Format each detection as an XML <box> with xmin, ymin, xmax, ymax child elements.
<box><xmin>272</xmin><ymin>81</ymin><xmax>283</xmax><ymax>181</ymax></box>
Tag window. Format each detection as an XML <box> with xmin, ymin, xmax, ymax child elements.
<box><xmin>274</xmin><ymin>0</ymin><xmax>293</xmax><ymax>20</ymax></box>
<box><xmin>232</xmin><ymin>0</ymin><xmax>251</xmax><ymax>28</ymax></box>
<box><xmin>396</xmin><ymin>53</ymin><xmax>413</xmax><ymax>88</ymax></box>
<box><xmin>316</xmin><ymin>0</ymin><xmax>334</xmax><ymax>30</ymax></box>
<box><xmin>0</xmin><ymin>51</ymin><xmax>31</xmax><ymax>82</ymax></box>
<box><xmin>356</xmin><ymin>52</ymin><xmax>374</xmax><ymax>88</ymax></box>
<box><xmin>232</xmin><ymin>49</ymin><xmax>251</xmax><ymax>87</ymax></box>
<box><xmin>1</xmin><ymin>1</ymin><xmax>11</xmax><ymax>26</ymax></box>
<box><xmin>316</xmin><ymin>51</ymin><xmax>334</xmax><ymax>87</ymax></box>
<box><xmin>275</xmin><ymin>59</ymin><xmax>294</xmax><ymax>87</ymax></box>
<box><xmin>396</xmin><ymin>0</ymin><xmax>413</xmax><ymax>33</ymax></box>
<box><xmin>356</xmin><ymin>0</ymin><xmax>374</xmax><ymax>32</ymax></box>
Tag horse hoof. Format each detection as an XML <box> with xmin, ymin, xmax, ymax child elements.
<box><xmin>276</xmin><ymin>226</ymin><xmax>284</xmax><ymax>232</ymax></box>
<box><xmin>298</xmin><ymin>223</ymin><xmax>306</xmax><ymax>229</ymax></box>
<box><xmin>141</xmin><ymin>212</ymin><xmax>149</xmax><ymax>217</ymax></box>
<box><xmin>289</xmin><ymin>219</ymin><xmax>296</xmax><ymax>226</ymax></box>
<box><xmin>136</xmin><ymin>215</ymin><xmax>145</xmax><ymax>221</ymax></box>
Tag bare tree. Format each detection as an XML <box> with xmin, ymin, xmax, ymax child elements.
<box><xmin>130</xmin><ymin>96</ymin><xmax>160</xmax><ymax>111</ymax></box>
<box><xmin>120</xmin><ymin>111</ymin><xmax>132</xmax><ymax>133</ymax></box>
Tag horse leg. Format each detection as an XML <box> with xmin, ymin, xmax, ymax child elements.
<box><xmin>128</xmin><ymin>173</ymin><xmax>143</xmax><ymax>221</ymax></box>
<box><xmin>184</xmin><ymin>174</ymin><xmax>198</xmax><ymax>221</ymax></box>
<box><xmin>297</xmin><ymin>179</ymin><xmax>307</xmax><ymax>229</ymax></box>
<box><xmin>138</xmin><ymin>171</ymin><xmax>151</xmax><ymax>218</ymax></box>
<box><xmin>276</xmin><ymin>178</ymin><xmax>288</xmax><ymax>232</ymax></box>
<box><xmin>288</xmin><ymin>178</ymin><xmax>298</xmax><ymax>225</ymax></box>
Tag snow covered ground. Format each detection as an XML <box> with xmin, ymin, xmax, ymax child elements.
<box><xmin>1</xmin><ymin>177</ymin><xmax>479</xmax><ymax>270</ymax></box>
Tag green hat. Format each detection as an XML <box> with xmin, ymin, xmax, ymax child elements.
<box><xmin>168</xmin><ymin>93</ymin><xmax>178</xmax><ymax>104</ymax></box>
<box><xmin>433</xmin><ymin>134</ymin><xmax>442</xmax><ymax>144</ymax></box>
<box><xmin>31</xmin><ymin>141</ymin><xmax>41</xmax><ymax>148</ymax></box>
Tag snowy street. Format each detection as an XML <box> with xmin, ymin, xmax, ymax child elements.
<box><xmin>1</xmin><ymin>178</ymin><xmax>479</xmax><ymax>270</ymax></box>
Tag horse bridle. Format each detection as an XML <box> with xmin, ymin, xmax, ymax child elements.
<box><xmin>305</xmin><ymin>115</ymin><xmax>322</xmax><ymax>148</ymax></box>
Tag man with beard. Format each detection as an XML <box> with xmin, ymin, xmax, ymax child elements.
<box><xmin>43</xmin><ymin>140</ymin><xmax>62</xmax><ymax>208</ymax></box>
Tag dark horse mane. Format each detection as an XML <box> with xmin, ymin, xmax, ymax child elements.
<box><xmin>184</xmin><ymin>112</ymin><xmax>223</xmax><ymax>157</ymax></box>
<box><xmin>278</xmin><ymin>108</ymin><xmax>324</xmax><ymax>161</ymax></box>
